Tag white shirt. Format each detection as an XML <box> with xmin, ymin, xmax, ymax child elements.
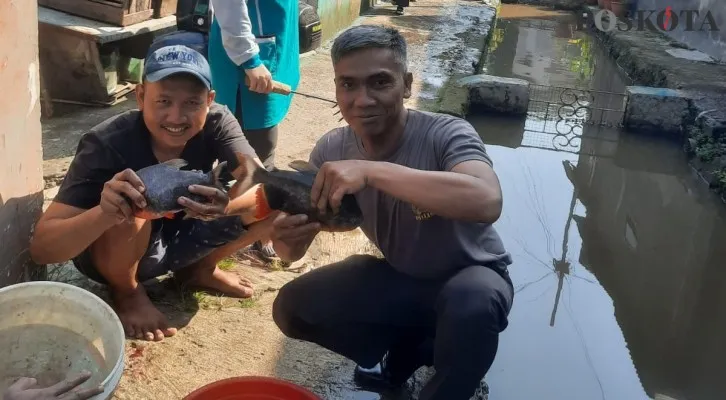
<box><xmin>210</xmin><ymin>0</ymin><xmax>259</xmax><ymax>66</ymax></box>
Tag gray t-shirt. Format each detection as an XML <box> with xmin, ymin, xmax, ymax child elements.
<box><xmin>309</xmin><ymin>109</ymin><xmax>512</xmax><ymax>280</ymax></box>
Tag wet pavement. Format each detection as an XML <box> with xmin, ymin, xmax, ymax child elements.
<box><xmin>471</xmin><ymin>5</ymin><xmax>726</xmax><ymax>400</ymax></box>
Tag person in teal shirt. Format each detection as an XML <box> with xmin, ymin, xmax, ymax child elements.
<box><xmin>208</xmin><ymin>0</ymin><xmax>300</xmax><ymax>172</ymax></box>
<box><xmin>208</xmin><ymin>0</ymin><xmax>301</xmax><ymax>259</ymax></box>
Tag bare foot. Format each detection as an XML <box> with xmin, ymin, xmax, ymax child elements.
<box><xmin>180</xmin><ymin>264</ymin><xmax>255</xmax><ymax>298</ymax></box>
<box><xmin>112</xmin><ymin>285</ymin><xmax>178</xmax><ymax>341</ymax></box>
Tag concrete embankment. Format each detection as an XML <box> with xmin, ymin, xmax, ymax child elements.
<box><xmin>581</xmin><ymin>6</ymin><xmax>726</xmax><ymax>199</ymax></box>
<box><xmin>461</xmin><ymin>1</ymin><xmax>726</xmax><ymax>200</ymax></box>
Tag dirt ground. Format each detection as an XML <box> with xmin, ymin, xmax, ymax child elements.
<box><xmin>37</xmin><ymin>1</ymin><xmax>497</xmax><ymax>399</ymax></box>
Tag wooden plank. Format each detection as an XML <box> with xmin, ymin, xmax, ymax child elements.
<box><xmin>38</xmin><ymin>0</ymin><xmax>153</xmax><ymax>26</ymax></box>
<box><xmin>120</xmin><ymin>9</ymin><xmax>154</xmax><ymax>26</ymax></box>
<box><xmin>38</xmin><ymin>61</ymin><xmax>54</xmax><ymax>119</ymax></box>
<box><xmin>39</xmin><ymin>0</ymin><xmax>127</xmax><ymax>25</ymax></box>
<box><xmin>38</xmin><ymin>24</ymin><xmax>109</xmax><ymax>103</ymax></box>
<box><xmin>154</xmin><ymin>0</ymin><xmax>178</xmax><ymax>18</ymax></box>
<box><xmin>38</xmin><ymin>7</ymin><xmax>177</xmax><ymax>44</ymax></box>
<box><xmin>88</xmin><ymin>0</ymin><xmax>123</xmax><ymax>8</ymax></box>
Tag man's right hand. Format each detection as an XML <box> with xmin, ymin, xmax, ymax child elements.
<box><xmin>100</xmin><ymin>169</ymin><xmax>147</xmax><ymax>223</ymax></box>
<box><xmin>244</xmin><ymin>64</ymin><xmax>273</xmax><ymax>94</ymax></box>
<box><xmin>270</xmin><ymin>213</ymin><xmax>321</xmax><ymax>261</ymax></box>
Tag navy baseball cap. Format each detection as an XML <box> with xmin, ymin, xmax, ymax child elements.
<box><xmin>144</xmin><ymin>45</ymin><xmax>212</xmax><ymax>89</ymax></box>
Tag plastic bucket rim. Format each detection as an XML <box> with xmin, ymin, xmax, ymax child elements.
<box><xmin>0</xmin><ymin>280</ymin><xmax>126</xmax><ymax>389</ymax></box>
<box><xmin>183</xmin><ymin>375</ymin><xmax>322</xmax><ymax>400</ymax></box>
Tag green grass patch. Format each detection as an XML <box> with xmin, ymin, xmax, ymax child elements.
<box><xmin>217</xmin><ymin>257</ymin><xmax>236</xmax><ymax>271</ymax></box>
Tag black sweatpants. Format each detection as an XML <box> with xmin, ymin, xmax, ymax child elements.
<box><xmin>272</xmin><ymin>254</ymin><xmax>514</xmax><ymax>400</ymax></box>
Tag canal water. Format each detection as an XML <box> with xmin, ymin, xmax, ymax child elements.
<box><xmin>473</xmin><ymin>5</ymin><xmax>726</xmax><ymax>400</ymax></box>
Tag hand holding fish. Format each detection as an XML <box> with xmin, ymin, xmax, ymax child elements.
<box><xmin>269</xmin><ymin>213</ymin><xmax>322</xmax><ymax>261</ymax></box>
<box><xmin>311</xmin><ymin>160</ymin><xmax>370</xmax><ymax>214</ymax></box>
<box><xmin>100</xmin><ymin>169</ymin><xmax>147</xmax><ymax>223</ymax></box>
<box><xmin>177</xmin><ymin>184</ymin><xmax>230</xmax><ymax>221</ymax></box>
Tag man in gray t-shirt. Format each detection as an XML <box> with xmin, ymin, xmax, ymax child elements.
<box><xmin>270</xmin><ymin>25</ymin><xmax>514</xmax><ymax>400</ymax></box>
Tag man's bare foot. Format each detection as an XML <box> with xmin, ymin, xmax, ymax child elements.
<box><xmin>180</xmin><ymin>264</ymin><xmax>255</xmax><ymax>298</ymax></box>
<box><xmin>112</xmin><ymin>285</ymin><xmax>177</xmax><ymax>341</ymax></box>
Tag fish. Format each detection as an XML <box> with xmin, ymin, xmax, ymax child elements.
<box><xmin>234</xmin><ymin>153</ymin><xmax>364</xmax><ymax>230</ymax></box>
<box><xmin>132</xmin><ymin>159</ymin><xmax>227</xmax><ymax>220</ymax></box>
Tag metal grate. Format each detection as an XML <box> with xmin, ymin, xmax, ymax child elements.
<box><xmin>527</xmin><ymin>84</ymin><xmax>627</xmax><ymax>128</ymax></box>
<box><xmin>520</xmin><ymin>84</ymin><xmax>627</xmax><ymax>155</ymax></box>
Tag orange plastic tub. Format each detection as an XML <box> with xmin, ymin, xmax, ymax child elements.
<box><xmin>183</xmin><ymin>376</ymin><xmax>322</xmax><ymax>400</ymax></box>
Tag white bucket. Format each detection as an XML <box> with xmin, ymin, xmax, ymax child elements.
<box><xmin>0</xmin><ymin>281</ymin><xmax>125</xmax><ymax>400</ymax></box>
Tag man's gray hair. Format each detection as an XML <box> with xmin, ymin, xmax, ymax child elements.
<box><xmin>331</xmin><ymin>25</ymin><xmax>408</xmax><ymax>72</ymax></box>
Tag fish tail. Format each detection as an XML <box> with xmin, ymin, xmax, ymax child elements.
<box><xmin>254</xmin><ymin>185</ymin><xmax>273</xmax><ymax>220</ymax></box>
<box><xmin>232</xmin><ymin>151</ymin><xmax>268</xmax><ymax>193</ymax></box>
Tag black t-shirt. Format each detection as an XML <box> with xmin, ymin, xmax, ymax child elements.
<box><xmin>54</xmin><ymin>102</ymin><xmax>257</xmax><ymax>210</ymax></box>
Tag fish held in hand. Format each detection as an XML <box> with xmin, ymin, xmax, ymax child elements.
<box><xmin>133</xmin><ymin>159</ymin><xmax>228</xmax><ymax>220</ymax></box>
<box><xmin>234</xmin><ymin>153</ymin><xmax>363</xmax><ymax>230</ymax></box>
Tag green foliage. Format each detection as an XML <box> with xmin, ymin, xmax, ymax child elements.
<box><xmin>566</xmin><ymin>37</ymin><xmax>595</xmax><ymax>84</ymax></box>
<box><xmin>487</xmin><ymin>26</ymin><xmax>506</xmax><ymax>54</ymax></box>
<box><xmin>715</xmin><ymin>169</ymin><xmax>726</xmax><ymax>189</ymax></box>
<box><xmin>689</xmin><ymin>126</ymin><xmax>726</xmax><ymax>164</ymax></box>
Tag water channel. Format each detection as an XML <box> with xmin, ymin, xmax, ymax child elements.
<box><xmin>471</xmin><ymin>5</ymin><xmax>726</xmax><ymax>400</ymax></box>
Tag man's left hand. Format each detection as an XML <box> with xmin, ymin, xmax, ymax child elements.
<box><xmin>311</xmin><ymin>160</ymin><xmax>372</xmax><ymax>214</ymax></box>
<box><xmin>178</xmin><ymin>185</ymin><xmax>230</xmax><ymax>221</ymax></box>
<box><xmin>3</xmin><ymin>372</ymin><xmax>103</xmax><ymax>400</ymax></box>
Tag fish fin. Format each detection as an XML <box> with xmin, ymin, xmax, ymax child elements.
<box><xmin>254</xmin><ymin>185</ymin><xmax>273</xmax><ymax>220</ymax></box>
<box><xmin>289</xmin><ymin>160</ymin><xmax>319</xmax><ymax>173</ymax></box>
<box><xmin>162</xmin><ymin>159</ymin><xmax>188</xmax><ymax>169</ymax></box>
<box><xmin>163</xmin><ymin>211</ymin><xmax>178</xmax><ymax>219</ymax></box>
<box><xmin>134</xmin><ymin>209</ymin><xmax>157</xmax><ymax>220</ymax></box>
<box><xmin>231</xmin><ymin>152</ymin><xmax>268</xmax><ymax>192</ymax></box>
<box><xmin>210</xmin><ymin>161</ymin><xmax>228</xmax><ymax>186</ymax></box>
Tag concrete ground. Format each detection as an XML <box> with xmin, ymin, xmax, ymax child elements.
<box><xmin>39</xmin><ymin>1</ymin><xmax>497</xmax><ymax>399</ymax></box>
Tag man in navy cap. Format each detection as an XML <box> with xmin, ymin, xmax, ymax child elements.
<box><xmin>30</xmin><ymin>45</ymin><xmax>270</xmax><ymax>342</ymax></box>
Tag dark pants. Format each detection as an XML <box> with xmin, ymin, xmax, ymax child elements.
<box><xmin>235</xmin><ymin>90</ymin><xmax>279</xmax><ymax>171</ymax></box>
<box><xmin>272</xmin><ymin>254</ymin><xmax>514</xmax><ymax>400</ymax></box>
<box><xmin>72</xmin><ymin>216</ymin><xmax>247</xmax><ymax>284</ymax></box>
<box><xmin>244</xmin><ymin>125</ymin><xmax>278</xmax><ymax>171</ymax></box>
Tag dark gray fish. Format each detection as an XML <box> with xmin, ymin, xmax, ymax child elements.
<box><xmin>235</xmin><ymin>154</ymin><xmax>363</xmax><ymax>230</ymax></box>
<box><xmin>133</xmin><ymin>159</ymin><xmax>226</xmax><ymax>219</ymax></box>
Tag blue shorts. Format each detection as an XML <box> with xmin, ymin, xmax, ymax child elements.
<box><xmin>72</xmin><ymin>216</ymin><xmax>247</xmax><ymax>284</ymax></box>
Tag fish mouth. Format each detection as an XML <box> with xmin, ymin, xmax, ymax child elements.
<box><xmin>161</xmin><ymin>125</ymin><xmax>190</xmax><ymax>136</ymax></box>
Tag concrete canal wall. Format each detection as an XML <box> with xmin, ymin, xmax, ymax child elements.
<box><xmin>636</xmin><ymin>0</ymin><xmax>725</xmax><ymax>62</ymax></box>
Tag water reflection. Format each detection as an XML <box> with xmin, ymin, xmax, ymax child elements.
<box><xmin>481</xmin><ymin>8</ymin><xmax>632</xmax><ymax>155</ymax></box>
<box><xmin>473</xmin><ymin>5</ymin><xmax>726</xmax><ymax>400</ymax></box>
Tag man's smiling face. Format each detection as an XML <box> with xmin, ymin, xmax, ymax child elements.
<box><xmin>136</xmin><ymin>73</ymin><xmax>215</xmax><ymax>151</ymax></box>
<box><xmin>333</xmin><ymin>47</ymin><xmax>412</xmax><ymax>139</ymax></box>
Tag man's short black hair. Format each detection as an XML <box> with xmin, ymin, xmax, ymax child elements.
<box><xmin>331</xmin><ymin>25</ymin><xmax>408</xmax><ymax>72</ymax></box>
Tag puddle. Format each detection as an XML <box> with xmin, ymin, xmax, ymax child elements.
<box><xmin>472</xmin><ymin>5</ymin><xmax>726</xmax><ymax>400</ymax></box>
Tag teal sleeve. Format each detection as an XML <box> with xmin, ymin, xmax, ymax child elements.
<box><xmin>242</xmin><ymin>54</ymin><xmax>262</xmax><ymax>69</ymax></box>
